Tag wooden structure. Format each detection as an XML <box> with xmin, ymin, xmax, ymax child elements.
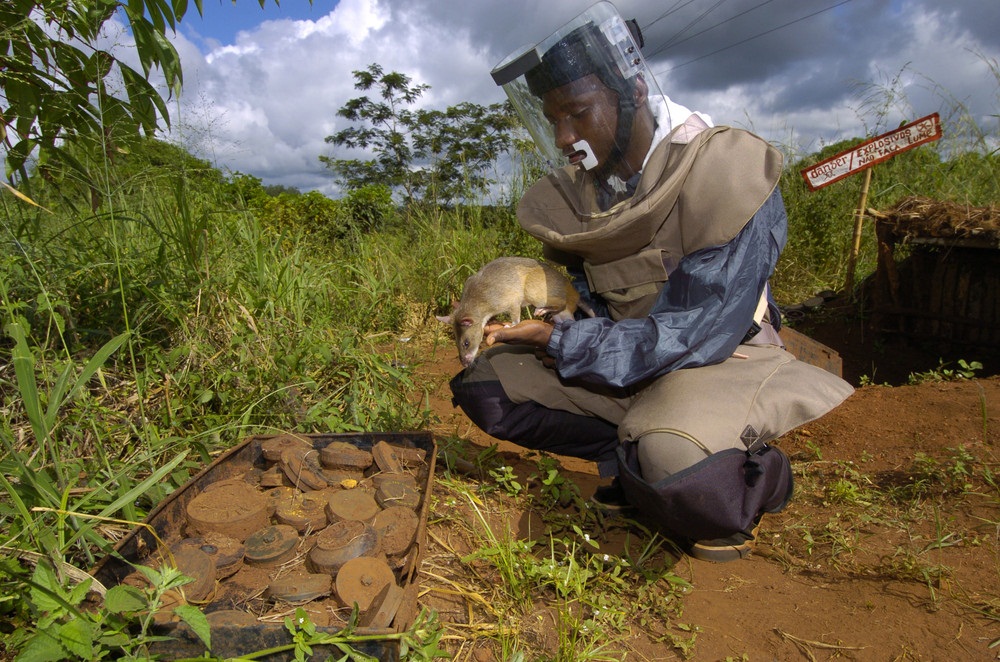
<box><xmin>870</xmin><ymin>196</ymin><xmax>1000</xmax><ymax>349</ymax></box>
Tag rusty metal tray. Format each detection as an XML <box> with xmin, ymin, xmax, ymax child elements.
<box><xmin>90</xmin><ymin>431</ymin><xmax>437</xmax><ymax>661</ymax></box>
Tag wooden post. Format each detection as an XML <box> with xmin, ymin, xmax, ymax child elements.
<box><xmin>844</xmin><ymin>166</ymin><xmax>873</xmax><ymax>295</ymax></box>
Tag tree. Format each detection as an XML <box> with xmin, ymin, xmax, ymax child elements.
<box><xmin>0</xmin><ymin>0</ymin><xmax>280</xmax><ymax>188</ymax></box>
<box><xmin>320</xmin><ymin>63</ymin><xmax>519</xmax><ymax>206</ymax></box>
<box><xmin>321</xmin><ymin>64</ymin><xmax>429</xmax><ymax>200</ymax></box>
<box><xmin>412</xmin><ymin>101</ymin><xmax>520</xmax><ymax>206</ymax></box>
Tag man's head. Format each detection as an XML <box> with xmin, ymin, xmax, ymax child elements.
<box><xmin>524</xmin><ymin>22</ymin><xmax>645</xmax><ymax>178</ymax></box>
<box><xmin>491</xmin><ymin>2</ymin><xmax>667</xmax><ymax>213</ymax></box>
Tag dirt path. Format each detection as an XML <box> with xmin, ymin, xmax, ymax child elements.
<box><xmin>407</xmin><ymin>329</ymin><xmax>1000</xmax><ymax>660</ymax></box>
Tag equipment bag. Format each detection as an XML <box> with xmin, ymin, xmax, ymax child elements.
<box><xmin>616</xmin><ymin>442</ymin><xmax>794</xmax><ymax>542</ymax></box>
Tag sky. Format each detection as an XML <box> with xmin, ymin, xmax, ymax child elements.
<box><xmin>120</xmin><ymin>0</ymin><xmax>1000</xmax><ymax>197</ymax></box>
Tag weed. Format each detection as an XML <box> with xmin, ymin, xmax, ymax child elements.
<box><xmin>486</xmin><ymin>464</ymin><xmax>525</xmax><ymax>497</ymax></box>
<box><xmin>805</xmin><ymin>439</ymin><xmax>823</xmax><ymax>461</ymax></box>
<box><xmin>876</xmin><ymin>549</ymin><xmax>952</xmax><ymax>602</ymax></box>
<box><xmin>531</xmin><ymin>454</ymin><xmax>581</xmax><ymax>511</ymax></box>
<box><xmin>8</xmin><ymin>557</ymin><xmax>208</xmax><ymax>660</ymax></box>
<box><xmin>907</xmin><ymin>358</ymin><xmax>983</xmax><ymax>384</ymax></box>
<box><xmin>825</xmin><ymin>477</ymin><xmax>872</xmax><ymax>507</ymax></box>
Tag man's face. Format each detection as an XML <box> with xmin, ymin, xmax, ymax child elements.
<box><xmin>541</xmin><ymin>74</ymin><xmax>620</xmax><ymax>171</ymax></box>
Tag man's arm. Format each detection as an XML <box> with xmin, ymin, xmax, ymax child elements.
<box><xmin>546</xmin><ymin>189</ymin><xmax>789</xmax><ymax>388</ymax></box>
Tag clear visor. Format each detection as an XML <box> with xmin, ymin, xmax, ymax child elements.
<box><xmin>491</xmin><ymin>2</ymin><xmax>670</xmax><ymax>216</ymax></box>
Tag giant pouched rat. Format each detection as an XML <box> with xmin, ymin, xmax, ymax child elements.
<box><xmin>437</xmin><ymin>257</ymin><xmax>594</xmax><ymax>367</ymax></box>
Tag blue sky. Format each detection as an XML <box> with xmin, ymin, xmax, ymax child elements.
<box><xmin>132</xmin><ymin>0</ymin><xmax>1000</xmax><ymax>196</ymax></box>
<box><xmin>185</xmin><ymin>1</ymin><xmax>340</xmax><ymax>50</ymax></box>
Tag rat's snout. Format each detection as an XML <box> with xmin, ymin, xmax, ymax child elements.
<box><xmin>460</xmin><ymin>349</ymin><xmax>479</xmax><ymax>367</ymax></box>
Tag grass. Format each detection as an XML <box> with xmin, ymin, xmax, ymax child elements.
<box><xmin>0</xmin><ymin>74</ymin><xmax>998</xmax><ymax>659</ymax></box>
<box><xmin>426</xmin><ymin>453</ymin><xmax>692</xmax><ymax>660</ymax></box>
<box><xmin>778</xmin><ymin>445</ymin><xmax>1000</xmax><ymax>595</ymax></box>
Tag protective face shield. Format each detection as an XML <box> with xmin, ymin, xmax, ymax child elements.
<box><xmin>491</xmin><ymin>1</ymin><xmax>670</xmax><ymax>216</ymax></box>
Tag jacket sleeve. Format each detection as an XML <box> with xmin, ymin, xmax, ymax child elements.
<box><xmin>546</xmin><ymin>188</ymin><xmax>788</xmax><ymax>388</ymax></box>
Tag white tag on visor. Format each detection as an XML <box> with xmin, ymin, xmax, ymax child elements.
<box><xmin>571</xmin><ymin>140</ymin><xmax>599</xmax><ymax>171</ymax></box>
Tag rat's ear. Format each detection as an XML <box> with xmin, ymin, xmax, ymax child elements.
<box><xmin>435</xmin><ymin>315</ymin><xmax>452</xmax><ymax>324</ymax></box>
<box><xmin>459</xmin><ymin>317</ymin><xmax>474</xmax><ymax>328</ymax></box>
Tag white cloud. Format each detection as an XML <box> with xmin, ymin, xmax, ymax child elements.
<box><xmin>143</xmin><ymin>0</ymin><xmax>999</xmax><ymax>195</ymax></box>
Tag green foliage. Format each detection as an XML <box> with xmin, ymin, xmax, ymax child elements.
<box><xmin>342</xmin><ymin>184</ymin><xmax>396</xmax><ymax>234</ymax></box>
<box><xmin>321</xmin><ymin>63</ymin><xmax>519</xmax><ymax>205</ymax></box>
<box><xmin>259</xmin><ymin>189</ymin><xmax>345</xmax><ymax>241</ymax></box>
<box><xmin>0</xmin><ymin>0</ymin><xmax>189</xmax><ymax>181</ymax></box>
<box><xmin>261</xmin><ymin>607</ymin><xmax>448</xmax><ymax>662</ymax></box>
<box><xmin>9</xmin><ymin>557</ymin><xmax>207</xmax><ymax>661</ymax></box>
<box><xmin>907</xmin><ymin>359</ymin><xmax>983</xmax><ymax>385</ymax></box>
<box><xmin>451</xmin><ymin>477</ymin><xmax>688</xmax><ymax>660</ymax></box>
<box><xmin>321</xmin><ymin>63</ymin><xmax>430</xmax><ymax>200</ymax></box>
<box><xmin>412</xmin><ymin>101</ymin><xmax>522</xmax><ymax>205</ymax></box>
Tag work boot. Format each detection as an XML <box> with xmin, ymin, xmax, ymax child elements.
<box><xmin>589</xmin><ymin>477</ymin><xmax>634</xmax><ymax>512</ymax></box>
<box><xmin>687</xmin><ymin>515</ymin><xmax>762</xmax><ymax>563</ymax></box>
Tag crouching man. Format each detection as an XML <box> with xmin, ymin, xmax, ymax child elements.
<box><xmin>450</xmin><ymin>1</ymin><xmax>853</xmax><ymax>561</ymax></box>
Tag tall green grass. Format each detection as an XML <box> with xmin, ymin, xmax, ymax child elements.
<box><xmin>0</xmin><ymin>72</ymin><xmax>997</xmax><ymax>658</ymax></box>
<box><xmin>774</xmin><ymin>59</ymin><xmax>1000</xmax><ymax>303</ymax></box>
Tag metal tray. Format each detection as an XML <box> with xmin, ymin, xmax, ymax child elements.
<box><xmin>90</xmin><ymin>431</ymin><xmax>437</xmax><ymax>661</ymax></box>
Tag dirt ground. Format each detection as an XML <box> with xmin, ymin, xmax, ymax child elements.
<box><xmin>409</xmin><ymin>294</ymin><xmax>1000</xmax><ymax>661</ymax></box>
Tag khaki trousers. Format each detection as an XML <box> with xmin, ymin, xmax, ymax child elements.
<box><xmin>484</xmin><ymin>343</ymin><xmax>854</xmax><ymax>480</ymax></box>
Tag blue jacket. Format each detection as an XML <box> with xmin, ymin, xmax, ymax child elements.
<box><xmin>547</xmin><ymin>187</ymin><xmax>787</xmax><ymax>388</ymax></box>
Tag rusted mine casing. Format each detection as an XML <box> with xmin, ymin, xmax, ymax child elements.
<box><xmin>89</xmin><ymin>431</ymin><xmax>436</xmax><ymax>661</ymax></box>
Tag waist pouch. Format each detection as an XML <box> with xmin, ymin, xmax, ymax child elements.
<box><xmin>616</xmin><ymin>443</ymin><xmax>793</xmax><ymax>541</ymax></box>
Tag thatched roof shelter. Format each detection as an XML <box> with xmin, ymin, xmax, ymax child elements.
<box><xmin>869</xmin><ymin>196</ymin><xmax>1000</xmax><ymax>349</ymax></box>
<box><xmin>869</xmin><ymin>196</ymin><xmax>1000</xmax><ymax>245</ymax></box>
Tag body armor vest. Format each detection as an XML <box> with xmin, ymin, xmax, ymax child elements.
<box><xmin>517</xmin><ymin>123</ymin><xmax>783</xmax><ymax>320</ymax></box>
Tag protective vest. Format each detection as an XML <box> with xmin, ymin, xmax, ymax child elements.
<box><xmin>517</xmin><ymin>123</ymin><xmax>783</xmax><ymax>320</ymax></box>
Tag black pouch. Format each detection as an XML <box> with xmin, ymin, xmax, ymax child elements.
<box><xmin>616</xmin><ymin>442</ymin><xmax>794</xmax><ymax>542</ymax></box>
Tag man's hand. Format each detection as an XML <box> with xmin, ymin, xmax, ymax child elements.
<box><xmin>485</xmin><ymin>319</ymin><xmax>557</xmax><ymax>368</ymax></box>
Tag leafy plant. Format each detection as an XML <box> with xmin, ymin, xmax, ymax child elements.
<box><xmin>320</xmin><ymin>63</ymin><xmax>518</xmax><ymax>205</ymax></box>
<box><xmin>487</xmin><ymin>464</ymin><xmax>525</xmax><ymax>497</ymax></box>
<box><xmin>1</xmin><ymin>0</ymin><xmax>182</xmax><ymax>180</ymax></box>
<box><xmin>907</xmin><ymin>359</ymin><xmax>983</xmax><ymax>384</ymax></box>
<box><xmin>210</xmin><ymin>607</ymin><xmax>449</xmax><ymax>662</ymax></box>
<box><xmin>9</xmin><ymin>557</ymin><xmax>208</xmax><ymax>661</ymax></box>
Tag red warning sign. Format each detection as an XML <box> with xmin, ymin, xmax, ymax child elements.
<box><xmin>800</xmin><ymin>113</ymin><xmax>942</xmax><ymax>191</ymax></box>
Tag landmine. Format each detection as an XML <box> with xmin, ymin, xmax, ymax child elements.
<box><xmin>91</xmin><ymin>432</ymin><xmax>436</xmax><ymax>660</ymax></box>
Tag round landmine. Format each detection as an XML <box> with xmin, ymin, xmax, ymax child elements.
<box><xmin>244</xmin><ymin>524</ymin><xmax>300</xmax><ymax>567</ymax></box>
<box><xmin>261</xmin><ymin>434</ymin><xmax>314</xmax><ymax>462</ymax></box>
<box><xmin>166</xmin><ymin>546</ymin><xmax>217</xmax><ymax>602</ymax></box>
<box><xmin>308</xmin><ymin>520</ymin><xmax>379</xmax><ymax>574</ymax></box>
<box><xmin>175</xmin><ymin>533</ymin><xmax>246</xmax><ymax>579</ymax></box>
<box><xmin>263</xmin><ymin>486</ymin><xmax>299</xmax><ymax>518</ymax></box>
<box><xmin>362</xmin><ymin>582</ymin><xmax>405</xmax><ymax>630</ymax></box>
<box><xmin>320</xmin><ymin>441</ymin><xmax>374</xmax><ymax>471</ymax></box>
<box><xmin>375</xmin><ymin>478</ymin><xmax>420</xmax><ymax>510</ymax></box>
<box><xmin>266</xmin><ymin>572</ymin><xmax>332</xmax><ymax>604</ymax></box>
<box><xmin>206</xmin><ymin>609</ymin><xmax>258</xmax><ymax>628</ymax></box>
<box><xmin>153</xmin><ymin>589</ymin><xmax>187</xmax><ymax>625</ymax></box>
<box><xmin>370</xmin><ymin>441</ymin><xmax>403</xmax><ymax>473</ymax></box>
<box><xmin>336</xmin><ymin>557</ymin><xmax>396</xmax><ymax>613</ymax></box>
<box><xmin>326</xmin><ymin>488</ymin><xmax>381</xmax><ymax>523</ymax></box>
<box><xmin>370</xmin><ymin>472</ymin><xmax>417</xmax><ymax>490</ymax></box>
<box><xmin>280</xmin><ymin>447</ymin><xmax>328</xmax><ymax>491</ymax></box>
<box><xmin>241</xmin><ymin>468</ymin><xmax>264</xmax><ymax>488</ymax></box>
<box><xmin>200</xmin><ymin>476</ymin><xmax>252</xmax><ymax>494</ymax></box>
<box><xmin>259</xmin><ymin>465</ymin><xmax>290</xmax><ymax>488</ymax></box>
<box><xmin>274</xmin><ymin>491</ymin><xmax>329</xmax><ymax>533</ymax></box>
<box><xmin>385</xmin><ymin>442</ymin><xmax>426</xmax><ymax>467</ymax></box>
<box><xmin>372</xmin><ymin>506</ymin><xmax>418</xmax><ymax>558</ymax></box>
<box><xmin>186</xmin><ymin>481</ymin><xmax>269</xmax><ymax>541</ymax></box>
